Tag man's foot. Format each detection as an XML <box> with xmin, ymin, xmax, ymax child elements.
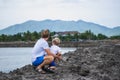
<box><xmin>36</xmin><ymin>67</ymin><xmax>46</xmax><ymax>74</ymax></box>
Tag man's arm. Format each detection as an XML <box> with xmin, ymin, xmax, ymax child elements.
<box><xmin>45</xmin><ymin>49</ymin><xmax>59</xmax><ymax>58</ymax></box>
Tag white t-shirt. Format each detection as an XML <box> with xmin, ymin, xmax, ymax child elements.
<box><xmin>32</xmin><ymin>38</ymin><xmax>49</xmax><ymax>62</ymax></box>
<box><xmin>50</xmin><ymin>45</ymin><xmax>61</xmax><ymax>55</ymax></box>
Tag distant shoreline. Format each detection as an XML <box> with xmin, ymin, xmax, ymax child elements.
<box><xmin>0</xmin><ymin>40</ymin><xmax>120</xmax><ymax>47</ymax></box>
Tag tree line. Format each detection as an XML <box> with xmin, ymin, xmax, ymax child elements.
<box><xmin>0</xmin><ymin>30</ymin><xmax>120</xmax><ymax>42</ymax></box>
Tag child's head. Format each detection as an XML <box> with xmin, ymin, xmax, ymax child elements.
<box><xmin>52</xmin><ymin>37</ymin><xmax>61</xmax><ymax>45</ymax></box>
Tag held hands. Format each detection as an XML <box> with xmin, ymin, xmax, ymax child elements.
<box><xmin>54</xmin><ymin>55</ymin><xmax>60</xmax><ymax>59</ymax></box>
<box><xmin>56</xmin><ymin>55</ymin><xmax>62</xmax><ymax>60</ymax></box>
<box><xmin>54</xmin><ymin>54</ymin><xmax>62</xmax><ymax>62</ymax></box>
<box><xmin>56</xmin><ymin>53</ymin><xmax>62</xmax><ymax>59</ymax></box>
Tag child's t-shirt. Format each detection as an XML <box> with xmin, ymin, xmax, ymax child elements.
<box><xmin>50</xmin><ymin>45</ymin><xmax>61</xmax><ymax>55</ymax></box>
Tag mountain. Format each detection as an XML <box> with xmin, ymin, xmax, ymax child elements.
<box><xmin>111</xmin><ymin>26</ymin><xmax>120</xmax><ymax>36</ymax></box>
<box><xmin>0</xmin><ymin>19</ymin><xmax>120</xmax><ymax>36</ymax></box>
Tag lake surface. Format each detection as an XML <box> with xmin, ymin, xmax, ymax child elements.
<box><xmin>0</xmin><ymin>47</ymin><xmax>76</xmax><ymax>73</ymax></box>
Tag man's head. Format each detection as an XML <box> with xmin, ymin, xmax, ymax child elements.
<box><xmin>41</xmin><ymin>29</ymin><xmax>50</xmax><ymax>38</ymax></box>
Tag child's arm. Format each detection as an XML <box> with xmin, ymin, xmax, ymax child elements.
<box><xmin>56</xmin><ymin>52</ymin><xmax>62</xmax><ymax>60</ymax></box>
<box><xmin>56</xmin><ymin>52</ymin><xmax>62</xmax><ymax>56</ymax></box>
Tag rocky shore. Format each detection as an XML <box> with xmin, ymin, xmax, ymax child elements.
<box><xmin>0</xmin><ymin>43</ymin><xmax>120</xmax><ymax>80</ymax></box>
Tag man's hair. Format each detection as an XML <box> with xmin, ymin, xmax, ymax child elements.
<box><xmin>41</xmin><ymin>29</ymin><xmax>50</xmax><ymax>38</ymax></box>
<box><xmin>52</xmin><ymin>37</ymin><xmax>61</xmax><ymax>45</ymax></box>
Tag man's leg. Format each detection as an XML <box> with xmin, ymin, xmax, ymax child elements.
<box><xmin>36</xmin><ymin>55</ymin><xmax>54</xmax><ymax>69</ymax></box>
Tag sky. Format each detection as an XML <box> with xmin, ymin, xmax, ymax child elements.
<box><xmin>0</xmin><ymin>0</ymin><xmax>120</xmax><ymax>30</ymax></box>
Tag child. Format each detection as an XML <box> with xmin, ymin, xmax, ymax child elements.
<box><xmin>49</xmin><ymin>37</ymin><xmax>62</xmax><ymax>70</ymax></box>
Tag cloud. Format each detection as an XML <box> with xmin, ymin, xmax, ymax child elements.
<box><xmin>61</xmin><ymin>0</ymin><xmax>81</xmax><ymax>3</ymax></box>
<box><xmin>0</xmin><ymin>0</ymin><xmax>120</xmax><ymax>29</ymax></box>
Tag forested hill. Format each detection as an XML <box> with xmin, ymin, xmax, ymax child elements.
<box><xmin>0</xmin><ymin>19</ymin><xmax>120</xmax><ymax>36</ymax></box>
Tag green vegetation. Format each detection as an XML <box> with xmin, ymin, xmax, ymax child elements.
<box><xmin>0</xmin><ymin>30</ymin><xmax>119</xmax><ymax>42</ymax></box>
<box><xmin>0</xmin><ymin>31</ymin><xmax>41</xmax><ymax>42</ymax></box>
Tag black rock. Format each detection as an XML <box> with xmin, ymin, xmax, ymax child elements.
<box><xmin>0</xmin><ymin>42</ymin><xmax>120</xmax><ymax>80</ymax></box>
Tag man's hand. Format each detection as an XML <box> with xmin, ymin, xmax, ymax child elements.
<box><xmin>55</xmin><ymin>55</ymin><xmax>62</xmax><ymax>61</ymax></box>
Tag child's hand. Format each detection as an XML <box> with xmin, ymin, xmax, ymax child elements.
<box><xmin>55</xmin><ymin>55</ymin><xmax>62</xmax><ymax>62</ymax></box>
<box><xmin>56</xmin><ymin>53</ymin><xmax>61</xmax><ymax>56</ymax></box>
<box><xmin>56</xmin><ymin>55</ymin><xmax>62</xmax><ymax>60</ymax></box>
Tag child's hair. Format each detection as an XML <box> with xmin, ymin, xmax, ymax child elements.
<box><xmin>52</xmin><ymin>37</ymin><xmax>61</xmax><ymax>45</ymax></box>
<box><xmin>41</xmin><ymin>29</ymin><xmax>50</xmax><ymax>38</ymax></box>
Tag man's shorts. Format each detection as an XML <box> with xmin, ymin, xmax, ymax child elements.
<box><xmin>32</xmin><ymin>56</ymin><xmax>44</xmax><ymax>66</ymax></box>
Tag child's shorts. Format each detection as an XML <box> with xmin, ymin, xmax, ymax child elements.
<box><xmin>49</xmin><ymin>61</ymin><xmax>56</xmax><ymax>66</ymax></box>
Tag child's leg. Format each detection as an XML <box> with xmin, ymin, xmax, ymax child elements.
<box><xmin>49</xmin><ymin>61</ymin><xmax>56</xmax><ymax>70</ymax></box>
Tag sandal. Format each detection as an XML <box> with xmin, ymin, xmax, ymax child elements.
<box><xmin>46</xmin><ymin>67</ymin><xmax>55</xmax><ymax>73</ymax></box>
<box><xmin>36</xmin><ymin>68</ymin><xmax>46</xmax><ymax>74</ymax></box>
<box><xmin>42</xmin><ymin>67</ymin><xmax>55</xmax><ymax>73</ymax></box>
<box><xmin>49</xmin><ymin>66</ymin><xmax>56</xmax><ymax>70</ymax></box>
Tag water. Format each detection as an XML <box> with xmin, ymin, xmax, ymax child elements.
<box><xmin>0</xmin><ymin>47</ymin><xmax>76</xmax><ymax>73</ymax></box>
